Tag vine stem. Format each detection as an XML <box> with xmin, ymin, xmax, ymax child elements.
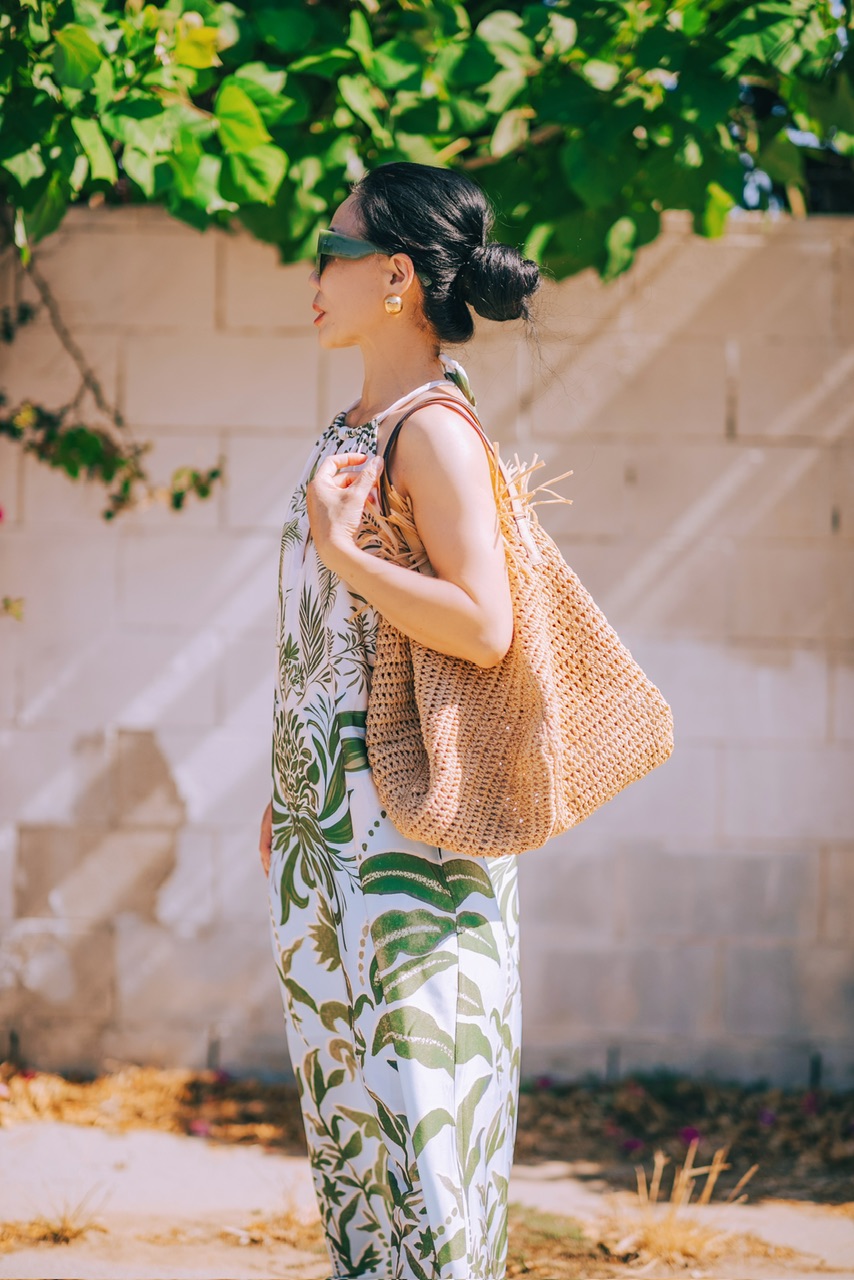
<box><xmin>21</xmin><ymin>252</ymin><xmax>133</xmax><ymax>449</ymax></box>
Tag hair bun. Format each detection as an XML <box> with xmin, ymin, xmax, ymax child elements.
<box><xmin>458</xmin><ymin>241</ymin><xmax>540</xmax><ymax>322</ymax></box>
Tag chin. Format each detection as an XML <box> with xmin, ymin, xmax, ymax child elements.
<box><xmin>318</xmin><ymin>328</ymin><xmax>358</xmax><ymax>350</ymax></box>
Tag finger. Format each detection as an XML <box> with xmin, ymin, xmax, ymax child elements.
<box><xmin>319</xmin><ymin>452</ymin><xmax>370</xmax><ymax>474</ymax></box>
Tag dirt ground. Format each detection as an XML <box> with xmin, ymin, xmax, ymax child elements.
<box><xmin>1</xmin><ymin>1062</ymin><xmax>852</xmax><ymax>1280</ymax></box>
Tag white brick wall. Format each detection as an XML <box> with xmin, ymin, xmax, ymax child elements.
<box><xmin>1</xmin><ymin>205</ymin><xmax>852</xmax><ymax>1086</ymax></box>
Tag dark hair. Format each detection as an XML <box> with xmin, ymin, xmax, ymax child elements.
<box><xmin>351</xmin><ymin>161</ymin><xmax>540</xmax><ymax>344</ymax></box>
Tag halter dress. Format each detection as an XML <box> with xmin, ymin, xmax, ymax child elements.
<box><xmin>267</xmin><ymin>354</ymin><xmax>522</xmax><ymax>1280</ymax></box>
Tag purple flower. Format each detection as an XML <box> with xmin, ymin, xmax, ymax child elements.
<box><xmin>534</xmin><ymin>1074</ymin><xmax>555</xmax><ymax>1091</ymax></box>
<box><xmin>801</xmin><ymin>1091</ymin><xmax>820</xmax><ymax>1115</ymax></box>
<box><xmin>679</xmin><ymin>1126</ymin><xmax>702</xmax><ymax>1145</ymax></box>
<box><xmin>622</xmin><ymin>1136</ymin><xmax>644</xmax><ymax>1154</ymax></box>
<box><xmin>758</xmin><ymin>1107</ymin><xmax>777</xmax><ymax>1126</ymax></box>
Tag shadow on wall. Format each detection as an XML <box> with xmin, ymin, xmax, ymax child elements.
<box><xmin>3</xmin><ymin>730</ymin><xmax>182</xmax><ymax>1071</ymax></box>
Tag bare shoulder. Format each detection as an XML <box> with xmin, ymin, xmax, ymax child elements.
<box><xmin>385</xmin><ymin>396</ymin><xmax>491</xmax><ymax>499</ymax></box>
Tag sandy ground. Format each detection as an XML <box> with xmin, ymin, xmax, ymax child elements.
<box><xmin>1</xmin><ymin>1121</ymin><xmax>853</xmax><ymax>1279</ymax></box>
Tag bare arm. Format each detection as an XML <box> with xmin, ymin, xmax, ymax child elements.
<box><xmin>306</xmin><ymin>405</ymin><xmax>513</xmax><ymax>667</ymax></box>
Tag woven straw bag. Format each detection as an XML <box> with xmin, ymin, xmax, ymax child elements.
<box><xmin>356</xmin><ymin>393</ymin><xmax>674</xmax><ymax>857</ymax></box>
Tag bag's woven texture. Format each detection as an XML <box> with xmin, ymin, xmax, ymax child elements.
<box><xmin>355</xmin><ymin>396</ymin><xmax>674</xmax><ymax>857</ymax></box>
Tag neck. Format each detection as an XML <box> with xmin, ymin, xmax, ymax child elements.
<box><xmin>353</xmin><ymin>327</ymin><xmax>446</xmax><ymax>421</ymax></box>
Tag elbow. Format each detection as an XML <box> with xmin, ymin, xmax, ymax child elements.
<box><xmin>473</xmin><ymin>617</ymin><xmax>514</xmax><ymax>669</ymax></box>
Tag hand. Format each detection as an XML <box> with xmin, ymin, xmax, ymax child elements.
<box><xmin>306</xmin><ymin>452</ymin><xmax>383</xmax><ymax>566</ymax></box>
<box><xmin>259</xmin><ymin>800</ymin><xmax>272</xmax><ymax>877</ymax></box>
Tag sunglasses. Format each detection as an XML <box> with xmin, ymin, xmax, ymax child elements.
<box><xmin>315</xmin><ymin>228</ymin><xmax>432</xmax><ymax>287</ymax></box>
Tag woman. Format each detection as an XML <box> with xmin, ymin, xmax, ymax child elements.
<box><xmin>258</xmin><ymin>161</ymin><xmax>540</xmax><ymax>1280</ymax></box>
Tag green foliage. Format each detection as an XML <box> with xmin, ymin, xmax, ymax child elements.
<box><xmin>0</xmin><ymin>0</ymin><xmax>850</xmax><ymax>280</ymax></box>
<box><xmin>0</xmin><ymin>0</ymin><xmax>851</xmax><ymax>561</ymax></box>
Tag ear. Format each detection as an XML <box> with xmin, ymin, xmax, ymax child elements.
<box><xmin>387</xmin><ymin>251</ymin><xmax>417</xmax><ymax>293</ymax></box>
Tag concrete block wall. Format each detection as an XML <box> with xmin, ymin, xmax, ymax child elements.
<box><xmin>0</xmin><ymin>205</ymin><xmax>852</xmax><ymax>1086</ymax></box>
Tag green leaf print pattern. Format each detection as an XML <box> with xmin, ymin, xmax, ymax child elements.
<box><xmin>268</xmin><ymin>371</ymin><xmax>522</xmax><ymax>1279</ymax></box>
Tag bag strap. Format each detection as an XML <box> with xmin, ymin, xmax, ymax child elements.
<box><xmin>377</xmin><ymin>393</ymin><xmax>539</xmax><ymax>559</ymax></box>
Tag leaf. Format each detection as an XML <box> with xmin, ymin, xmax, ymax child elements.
<box><xmin>603</xmin><ymin>215</ymin><xmax>637</xmax><ymax>280</ymax></box>
<box><xmin>580</xmin><ymin>58</ymin><xmax>620</xmax><ymax>92</ymax></box>
<box><xmin>759</xmin><ymin>131</ymin><xmax>805</xmax><ymax>186</ymax></box>
<box><xmin>457</xmin><ymin>911</ymin><xmax>501</xmax><ymax>964</ymax></box>
<box><xmin>215</xmin><ymin>79</ymin><xmax>272</xmax><ymax>153</ymax></box>
<box><xmin>372</xmin><ymin>1007</ymin><xmax>455</xmax><ymax>1075</ymax></box>
<box><xmin>288</xmin><ymin>48</ymin><xmax>355</xmax><ymax>79</ymax></box>
<box><xmin>175</xmin><ymin>25</ymin><xmax>220</xmax><ymax>70</ymax></box>
<box><xmin>234</xmin><ymin>66</ymin><xmax>303</xmax><ymax>126</ymax></box>
<box><xmin>436</xmin><ymin>1227</ymin><xmax>467</xmax><ymax>1267</ymax></box>
<box><xmin>348</xmin><ymin>9</ymin><xmax>374</xmax><ymax>61</ymax></box>
<box><xmin>372</xmin><ymin>908</ymin><xmax>457</xmax><ymax>970</ymax></box>
<box><xmin>102</xmin><ymin>95</ymin><xmax>167</xmax><ymax>154</ymax></box>
<box><xmin>52</xmin><ymin>24</ymin><xmax>102</xmax><ymax>89</ymax></box>
<box><xmin>21</xmin><ymin>171</ymin><xmax>66</xmax><ymax>243</ymax></box>
<box><xmin>476</xmin><ymin>10</ymin><xmax>536</xmax><ymax>69</ymax></box>
<box><xmin>341</xmin><ymin>735</ymin><xmax>368</xmax><ymax>771</ymax></box>
<box><xmin>2</xmin><ymin>146</ymin><xmax>46</xmax><ymax>188</ymax></box>
<box><xmin>482</xmin><ymin>66</ymin><xmax>527</xmax><ymax>113</ymax></box>
<box><xmin>442</xmin><ymin>859</ymin><xmax>495</xmax><ymax>906</ymax></box>
<box><xmin>382</xmin><ymin>950</ymin><xmax>457</xmax><ymax>1004</ymax></box>
<box><xmin>702</xmin><ymin>181</ymin><xmax>736</xmax><ymax>238</ymax></box>
<box><xmin>284</xmin><ymin>978</ymin><xmax>319</xmax><ymax>1012</ymax></box>
<box><xmin>122</xmin><ymin>146</ymin><xmax>156</xmax><ymax>196</ymax></box>
<box><xmin>547</xmin><ymin>13</ymin><xmax>578</xmax><ymax>54</ymax></box>
<box><xmin>318</xmin><ymin>999</ymin><xmax>349</xmax><ymax>1031</ymax></box>
<box><xmin>456</xmin><ymin>1021</ymin><xmax>494</xmax><ymax>1066</ymax></box>
<box><xmin>71</xmin><ymin>116</ymin><xmax>117</xmax><ymax>183</ymax></box>
<box><xmin>254</xmin><ymin>4</ymin><xmax>317</xmax><ymax>55</ymax></box>
<box><xmin>221</xmin><ymin>144</ymin><xmax>286</xmax><ymax>203</ymax></box>
<box><xmin>372</xmin><ymin>39</ymin><xmax>423</xmax><ymax>91</ymax></box>
<box><xmin>360</xmin><ymin>852</ymin><xmax>456</xmax><ymax>910</ymax></box>
<box><xmin>338</xmin><ymin>74</ymin><xmax>392</xmax><ymax>147</ymax></box>
<box><xmin>366</xmin><ymin>1086</ymin><xmax>410</xmax><ymax>1149</ymax></box>
<box><xmin>338</xmin><ymin>1105</ymin><xmax>382</xmax><ymax>1141</ymax></box>
<box><xmin>490</xmin><ymin>108</ymin><xmax>528</xmax><ymax>157</ymax></box>
<box><xmin>412</xmin><ymin>1106</ymin><xmax>454</xmax><ymax>1156</ymax></box>
<box><xmin>340</xmin><ymin>1131</ymin><xmax>363</xmax><ymax>1161</ymax></box>
<box><xmin>456</xmin><ymin>972</ymin><xmax>485</xmax><ymax>1018</ymax></box>
<box><xmin>457</xmin><ymin>1073</ymin><xmax>491</xmax><ymax>1157</ymax></box>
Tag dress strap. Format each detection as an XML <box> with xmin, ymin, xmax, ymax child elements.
<box><xmin>374</xmin><ymin>379</ymin><xmax>449</xmax><ymax>425</ymax></box>
<box><xmin>341</xmin><ymin>355</ymin><xmax>476</xmax><ymax>427</ymax></box>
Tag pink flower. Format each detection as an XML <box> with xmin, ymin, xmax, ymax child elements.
<box><xmin>189</xmin><ymin>1119</ymin><xmax>212</xmax><ymax>1137</ymax></box>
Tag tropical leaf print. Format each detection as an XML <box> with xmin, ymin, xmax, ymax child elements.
<box><xmin>337</xmin><ymin>709</ymin><xmax>370</xmax><ymax>772</ymax></box>
<box><xmin>269</xmin><ymin>384</ymin><xmax>522</xmax><ymax>1280</ymax></box>
<box><xmin>360</xmin><ymin>851</ymin><xmax>456</xmax><ymax>911</ymax></box>
<box><xmin>298</xmin><ymin>582</ymin><xmax>332</xmax><ymax>690</ymax></box>
<box><xmin>372</xmin><ymin>1007</ymin><xmax>456</xmax><ymax>1075</ymax></box>
<box><xmin>371</xmin><ymin>907</ymin><xmax>458</xmax><ymax>970</ymax></box>
<box><xmin>335</xmin><ymin>607</ymin><xmax>376</xmax><ymax>693</ymax></box>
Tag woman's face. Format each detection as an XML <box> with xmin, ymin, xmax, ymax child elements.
<box><xmin>309</xmin><ymin>194</ymin><xmax>414</xmax><ymax>348</ymax></box>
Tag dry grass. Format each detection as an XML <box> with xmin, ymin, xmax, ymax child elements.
<box><xmin>506</xmin><ymin>1203</ymin><xmax>616</xmax><ymax>1278</ymax></box>
<box><xmin>216</xmin><ymin>1210</ymin><xmax>327</xmax><ymax>1252</ymax></box>
<box><xmin>0</xmin><ymin>1061</ymin><xmax>307</xmax><ymax>1151</ymax></box>
<box><xmin>0</xmin><ymin>1193</ymin><xmax>107</xmax><ymax>1254</ymax></box>
<box><xmin>597</xmin><ymin>1138</ymin><xmax>800</xmax><ymax>1269</ymax></box>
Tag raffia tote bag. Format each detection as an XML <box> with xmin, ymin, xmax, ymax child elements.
<box><xmin>357</xmin><ymin>393</ymin><xmax>674</xmax><ymax>858</ymax></box>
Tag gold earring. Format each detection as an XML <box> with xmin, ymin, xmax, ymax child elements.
<box><xmin>384</xmin><ymin>294</ymin><xmax>403</xmax><ymax>315</ymax></box>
